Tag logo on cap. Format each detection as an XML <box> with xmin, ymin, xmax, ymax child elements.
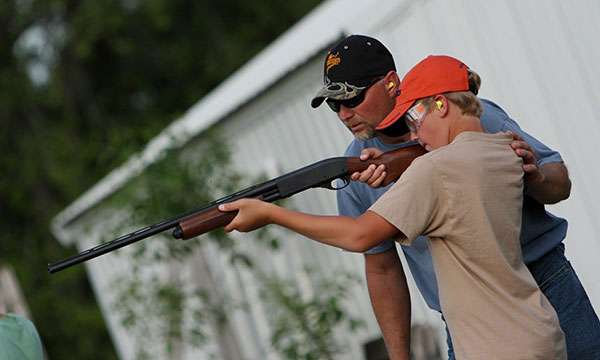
<box><xmin>325</xmin><ymin>52</ymin><xmax>341</xmax><ymax>73</ymax></box>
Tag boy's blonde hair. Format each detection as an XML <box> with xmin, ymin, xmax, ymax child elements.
<box><xmin>421</xmin><ymin>69</ymin><xmax>482</xmax><ymax>117</ymax></box>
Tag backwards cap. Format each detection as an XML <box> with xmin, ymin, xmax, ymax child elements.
<box><xmin>311</xmin><ymin>35</ymin><xmax>396</xmax><ymax>108</ymax></box>
<box><xmin>376</xmin><ymin>55</ymin><xmax>470</xmax><ymax>130</ymax></box>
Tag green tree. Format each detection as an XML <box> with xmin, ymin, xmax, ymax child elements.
<box><xmin>0</xmin><ymin>1</ymin><xmax>321</xmax><ymax>358</ymax></box>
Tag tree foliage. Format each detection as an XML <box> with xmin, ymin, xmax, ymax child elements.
<box><xmin>0</xmin><ymin>0</ymin><xmax>321</xmax><ymax>358</ymax></box>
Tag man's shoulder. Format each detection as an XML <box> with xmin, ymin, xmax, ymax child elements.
<box><xmin>479</xmin><ymin>98</ymin><xmax>512</xmax><ymax>133</ymax></box>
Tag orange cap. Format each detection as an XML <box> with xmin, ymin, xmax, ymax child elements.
<box><xmin>376</xmin><ymin>55</ymin><xmax>470</xmax><ymax>130</ymax></box>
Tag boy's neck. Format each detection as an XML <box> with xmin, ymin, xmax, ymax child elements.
<box><xmin>448</xmin><ymin>115</ymin><xmax>483</xmax><ymax>143</ymax></box>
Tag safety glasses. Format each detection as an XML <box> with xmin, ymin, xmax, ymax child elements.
<box><xmin>404</xmin><ymin>102</ymin><xmax>428</xmax><ymax>133</ymax></box>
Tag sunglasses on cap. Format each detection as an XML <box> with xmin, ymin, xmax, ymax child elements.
<box><xmin>325</xmin><ymin>77</ymin><xmax>383</xmax><ymax>113</ymax></box>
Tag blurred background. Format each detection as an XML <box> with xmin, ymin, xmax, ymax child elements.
<box><xmin>2</xmin><ymin>1</ymin><xmax>600</xmax><ymax>360</ymax></box>
<box><xmin>1</xmin><ymin>1</ymin><xmax>321</xmax><ymax>359</ymax></box>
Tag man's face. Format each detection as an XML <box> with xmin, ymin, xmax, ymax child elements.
<box><xmin>333</xmin><ymin>79</ymin><xmax>396</xmax><ymax>141</ymax></box>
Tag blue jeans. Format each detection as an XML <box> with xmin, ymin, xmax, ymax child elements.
<box><xmin>445</xmin><ymin>243</ymin><xmax>600</xmax><ymax>359</ymax></box>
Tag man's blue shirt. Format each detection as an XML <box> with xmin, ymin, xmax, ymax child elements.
<box><xmin>336</xmin><ymin>98</ymin><xmax>568</xmax><ymax>311</ymax></box>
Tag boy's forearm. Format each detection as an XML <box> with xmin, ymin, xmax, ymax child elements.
<box><xmin>269</xmin><ymin>206</ymin><xmax>394</xmax><ymax>252</ymax></box>
<box><xmin>269</xmin><ymin>206</ymin><xmax>365</xmax><ymax>251</ymax></box>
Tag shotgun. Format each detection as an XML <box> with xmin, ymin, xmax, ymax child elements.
<box><xmin>48</xmin><ymin>143</ymin><xmax>426</xmax><ymax>273</ymax></box>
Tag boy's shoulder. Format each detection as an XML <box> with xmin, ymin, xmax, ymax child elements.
<box><xmin>423</xmin><ymin>132</ymin><xmax>515</xmax><ymax>169</ymax></box>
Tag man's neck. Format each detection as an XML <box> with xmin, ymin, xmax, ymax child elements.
<box><xmin>374</xmin><ymin>131</ymin><xmax>412</xmax><ymax>144</ymax></box>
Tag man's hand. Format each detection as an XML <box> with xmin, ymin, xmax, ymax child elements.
<box><xmin>351</xmin><ymin>148</ymin><xmax>387</xmax><ymax>187</ymax></box>
<box><xmin>219</xmin><ymin>199</ymin><xmax>274</xmax><ymax>232</ymax></box>
<box><xmin>507</xmin><ymin>131</ymin><xmax>571</xmax><ymax>204</ymax></box>
<box><xmin>508</xmin><ymin>132</ymin><xmax>544</xmax><ymax>183</ymax></box>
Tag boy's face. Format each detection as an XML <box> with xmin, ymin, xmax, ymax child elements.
<box><xmin>407</xmin><ymin>98</ymin><xmax>451</xmax><ymax>151</ymax></box>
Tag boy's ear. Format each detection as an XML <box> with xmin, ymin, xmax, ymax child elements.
<box><xmin>434</xmin><ymin>95</ymin><xmax>449</xmax><ymax>116</ymax></box>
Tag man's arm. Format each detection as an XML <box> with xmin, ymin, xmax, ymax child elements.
<box><xmin>510</xmin><ymin>133</ymin><xmax>571</xmax><ymax>204</ymax></box>
<box><xmin>479</xmin><ymin>99</ymin><xmax>572</xmax><ymax>204</ymax></box>
<box><xmin>526</xmin><ymin>162</ymin><xmax>571</xmax><ymax>204</ymax></box>
<box><xmin>365</xmin><ymin>249</ymin><xmax>411</xmax><ymax>360</ymax></box>
<box><xmin>338</xmin><ymin>171</ymin><xmax>413</xmax><ymax>360</ymax></box>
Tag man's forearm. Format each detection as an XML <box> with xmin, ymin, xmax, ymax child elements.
<box><xmin>526</xmin><ymin>163</ymin><xmax>571</xmax><ymax>204</ymax></box>
<box><xmin>365</xmin><ymin>249</ymin><xmax>411</xmax><ymax>360</ymax></box>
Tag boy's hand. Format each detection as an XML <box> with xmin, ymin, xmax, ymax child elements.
<box><xmin>219</xmin><ymin>199</ymin><xmax>273</xmax><ymax>232</ymax></box>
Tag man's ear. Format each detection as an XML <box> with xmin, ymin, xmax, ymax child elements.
<box><xmin>383</xmin><ymin>71</ymin><xmax>400</xmax><ymax>97</ymax></box>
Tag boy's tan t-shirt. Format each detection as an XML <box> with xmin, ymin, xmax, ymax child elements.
<box><xmin>369</xmin><ymin>132</ymin><xmax>565</xmax><ymax>359</ymax></box>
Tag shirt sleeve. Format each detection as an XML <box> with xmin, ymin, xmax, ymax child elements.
<box><xmin>479</xmin><ymin>98</ymin><xmax>563</xmax><ymax>166</ymax></box>
<box><xmin>368</xmin><ymin>157</ymin><xmax>442</xmax><ymax>245</ymax></box>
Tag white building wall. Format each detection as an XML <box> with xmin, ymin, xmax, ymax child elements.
<box><xmin>53</xmin><ymin>1</ymin><xmax>600</xmax><ymax>359</ymax></box>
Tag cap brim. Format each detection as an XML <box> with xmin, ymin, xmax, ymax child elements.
<box><xmin>311</xmin><ymin>95</ymin><xmax>326</xmax><ymax>108</ymax></box>
<box><xmin>311</xmin><ymin>85</ymin><xmax>334</xmax><ymax>108</ymax></box>
<box><xmin>311</xmin><ymin>81</ymin><xmax>366</xmax><ymax>108</ymax></box>
<box><xmin>376</xmin><ymin>98</ymin><xmax>416</xmax><ymax>130</ymax></box>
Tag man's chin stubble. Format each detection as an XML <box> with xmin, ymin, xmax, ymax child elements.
<box><xmin>354</xmin><ymin>129</ymin><xmax>376</xmax><ymax>141</ymax></box>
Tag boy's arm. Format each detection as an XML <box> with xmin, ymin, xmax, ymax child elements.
<box><xmin>220</xmin><ymin>199</ymin><xmax>400</xmax><ymax>252</ymax></box>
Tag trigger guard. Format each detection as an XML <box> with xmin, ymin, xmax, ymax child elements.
<box><xmin>321</xmin><ymin>177</ymin><xmax>349</xmax><ymax>191</ymax></box>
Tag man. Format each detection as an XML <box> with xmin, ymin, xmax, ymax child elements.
<box><xmin>220</xmin><ymin>54</ymin><xmax>568</xmax><ymax>359</ymax></box>
<box><xmin>309</xmin><ymin>35</ymin><xmax>599</xmax><ymax>359</ymax></box>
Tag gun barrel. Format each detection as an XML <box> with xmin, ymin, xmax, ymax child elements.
<box><xmin>48</xmin><ymin>219</ymin><xmax>178</xmax><ymax>273</ymax></box>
